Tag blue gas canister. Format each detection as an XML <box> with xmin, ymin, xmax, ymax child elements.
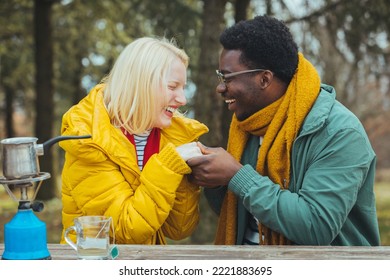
<box><xmin>2</xmin><ymin>209</ymin><xmax>51</xmax><ymax>260</ymax></box>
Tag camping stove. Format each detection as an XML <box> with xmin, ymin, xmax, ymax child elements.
<box><xmin>0</xmin><ymin>135</ymin><xmax>91</xmax><ymax>260</ymax></box>
<box><xmin>0</xmin><ymin>173</ymin><xmax>51</xmax><ymax>259</ymax></box>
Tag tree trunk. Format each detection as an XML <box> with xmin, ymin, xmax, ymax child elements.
<box><xmin>3</xmin><ymin>83</ymin><xmax>15</xmax><ymax>138</ymax></box>
<box><xmin>193</xmin><ymin>0</ymin><xmax>228</xmax><ymax>148</ymax></box>
<box><xmin>34</xmin><ymin>0</ymin><xmax>56</xmax><ymax>200</ymax></box>
<box><xmin>190</xmin><ymin>0</ymin><xmax>228</xmax><ymax>245</ymax></box>
<box><xmin>219</xmin><ymin>0</ymin><xmax>252</xmax><ymax>148</ymax></box>
<box><xmin>234</xmin><ymin>0</ymin><xmax>251</xmax><ymax>22</ymax></box>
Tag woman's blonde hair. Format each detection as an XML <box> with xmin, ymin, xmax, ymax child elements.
<box><xmin>103</xmin><ymin>37</ymin><xmax>189</xmax><ymax>134</ymax></box>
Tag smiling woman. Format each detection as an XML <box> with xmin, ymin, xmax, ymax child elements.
<box><xmin>57</xmin><ymin>36</ymin><xmax>208</xmax><ymax>246</ymax></box>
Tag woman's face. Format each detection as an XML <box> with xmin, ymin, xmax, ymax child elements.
<box><xmin>153</xmin><ymin>57</ymin><xmax>187</xmax><ymax>129</ymax></box>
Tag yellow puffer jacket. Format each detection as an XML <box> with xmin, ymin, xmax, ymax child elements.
<box><xmin>59</xmin><ymin>84</ymin><xmax>208</xmax><ymax>244</ymax></box>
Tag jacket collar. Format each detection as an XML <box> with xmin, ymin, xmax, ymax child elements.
<box><xmin>90</xmin><ymin>85</ymin><xmax>208</xmax><ymax>172</ymax></box>
<box><xmin>299</xmin><ymin>83</ymin><xmax>336</xmax><ymax>136</ymax></box>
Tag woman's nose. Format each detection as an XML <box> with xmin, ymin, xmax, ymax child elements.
<box><xmin>175</xmin><ymin>89</ymin><xmax>187</xmax><ymax>106</ymax></box>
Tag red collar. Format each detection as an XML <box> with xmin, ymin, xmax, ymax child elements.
<box><xmin>121</xmin><ymin>127</ymin><xmax>161</xmax><ymax>166</ymax></box>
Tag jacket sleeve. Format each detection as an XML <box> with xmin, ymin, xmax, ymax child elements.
<box><xmin>160</xmin><ymin>176</ymin><xmax>201</xmax><ymax>240</ymax></box>
<box><xmin>64</xmin><ymin>143</ymin><xmax>195</xmax><ymax>244</ymax></box>
<box><xmin>228</xmin><ymin>128</ymin><xmax>376</xmax><ymax>245</ymax></box>
<box><xmin>115</xmin><ymin>143</ymin><xmax>197</xmax><ymax>244</ymax></box>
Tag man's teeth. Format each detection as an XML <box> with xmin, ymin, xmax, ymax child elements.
<box><xmin>225</xmin><ymin>99</ymin><xmax>236</xmax><ymax>104</ymax></box>
<box><xmin>165</xmin><ymin>106</ymin><xmax>176</xmax><ymax>113</ymax></box>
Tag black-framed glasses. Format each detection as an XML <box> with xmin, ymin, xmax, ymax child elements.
<box><xmin>215</xmin><ymin>69</ymin><xmax>267</xmax><ymax>85</ymax></box>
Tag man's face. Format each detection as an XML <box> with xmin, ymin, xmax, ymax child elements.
<box><xmin>216</xmin><ymin>49</ymin><xmax>272</xmax><ymax>121</ymax></box>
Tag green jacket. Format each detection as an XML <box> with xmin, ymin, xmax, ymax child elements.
<box><xmin>60</xmin><ymin>84</ymin><xmax>208</xmax><ymax>244</ymax></box>
<box><xmin>205</xmin><ymin>84</ymin><xmax>380</xmax><ymax>245</ymax></box>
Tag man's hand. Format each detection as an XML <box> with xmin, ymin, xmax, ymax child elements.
<box><xmin>186</xmin><ymin>142</ymin><xmax>242</xmax><ymax>187</ymax></box>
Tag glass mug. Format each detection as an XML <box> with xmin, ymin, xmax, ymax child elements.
<box><xmin>64</xmin><ymin>216</ymin><xmax>113</xmax><ymax>260</ymax></box>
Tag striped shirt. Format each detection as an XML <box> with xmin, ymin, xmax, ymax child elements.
<box><xmin>243</xmin><ymin>216</ymin><xmax>260</xmax><ymax>245</ymax></box>
<box><xmin>133</xmin><ymin>130</ymin><xmax>151</xmax><ymax>170</ymax></box>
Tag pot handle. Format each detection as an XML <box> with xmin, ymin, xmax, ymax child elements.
<box><xmin>42</xmin><ymin>135</ymin><xmax>91</xmax><ymax>155</ymax></box>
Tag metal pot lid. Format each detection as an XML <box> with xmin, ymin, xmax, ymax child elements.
<box><xmin>1</xmin><ymin>137</ymin><xmax>38</xmax><ymax>145</ymax></box>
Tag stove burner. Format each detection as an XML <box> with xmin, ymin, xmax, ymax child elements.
<box><xmin>0</xmin><ymin>172</ymin><xmax>51</xmax><ymax>209</ymax></box>
<box><xmin>0</xmin><ymin>172</ymin><xmax>51</xmax><ymax>185</ymax></box>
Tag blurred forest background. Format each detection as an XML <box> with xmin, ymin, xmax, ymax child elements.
<box><xmin>1</xmin><ymin>0</ymin><xmax>390</xmax><ymax>245</ymax></box>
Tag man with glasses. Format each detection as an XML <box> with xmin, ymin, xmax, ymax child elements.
<box><xmin>187</xmin><ymin>15</ymin><xmax>380</xmax><ymax>246</ymax></box>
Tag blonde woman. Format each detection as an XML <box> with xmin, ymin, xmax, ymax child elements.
<box><xmin>59</xmin><ymin>37</ymin><xmax>208</xmax><ymax>244</ymax></box>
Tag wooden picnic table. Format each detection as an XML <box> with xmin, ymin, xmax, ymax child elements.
<box><xmin>1</xmin><ymin>243</ymin><xmax>389</xmax><ymax>260</ymax></box>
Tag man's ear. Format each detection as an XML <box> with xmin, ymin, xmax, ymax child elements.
<box><xmin>259</xmin><ymin>70</ymin><xmax>274</xmax><ymax>89</ymax></box>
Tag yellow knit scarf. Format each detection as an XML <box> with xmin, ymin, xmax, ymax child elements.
<box><xmin>215</xmin><ymin>53</ymin><xmax>321</xmax><ymax>245</ymax></box>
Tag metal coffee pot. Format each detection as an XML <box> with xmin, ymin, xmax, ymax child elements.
<box><xmin>1</xmin><ymin>135</ymin><xmax>91</xmax><ymax>179</ymax></box>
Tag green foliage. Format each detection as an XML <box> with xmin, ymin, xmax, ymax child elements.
<box><xmin>375</xmin><ymin>181</ymin><xmax>390</xmax><ymax>245</ymax></box>
<box><xmin>0</xmin><ymin>0</ymin><xmax>34</xmax><ymax>107</ymax></box>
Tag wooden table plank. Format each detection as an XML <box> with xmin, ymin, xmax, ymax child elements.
<box><xmin>1</xmin><ymin>244</ymin><xmax>390</xmax><ymax>260</ymax></box>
